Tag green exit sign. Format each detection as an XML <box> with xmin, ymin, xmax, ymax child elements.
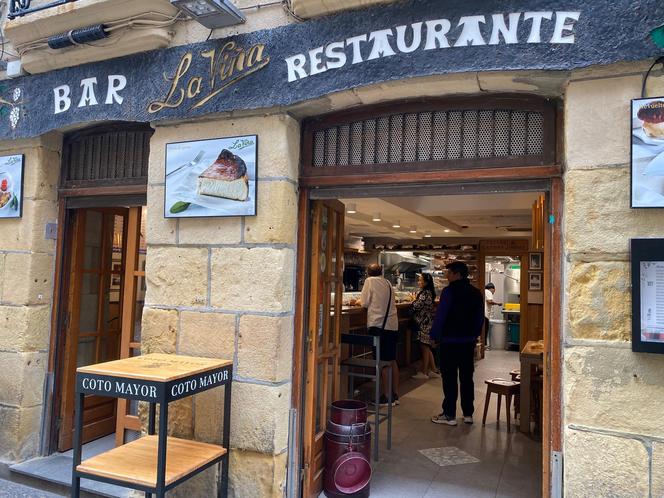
<box><xmin>510</xmin><ymin>265</ymin><xmax>521</xmax><ymax>270</ymax></box>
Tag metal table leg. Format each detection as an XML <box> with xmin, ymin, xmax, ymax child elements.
<box><xmin>71</xmin><ymin>392</ymin><xmax>84</xmax><ymax>498</ymax></box>
<box><xmin>219</xmin><ymin>382</ymin><xmax>232</xmax><ymax>498</ymax></box>
<box><xmin>156</xmin><ymin>401</ymin><xmax>168</xmax><ymax>498</ymax></box>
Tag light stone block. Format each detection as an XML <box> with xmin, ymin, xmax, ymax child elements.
<box><xmin>478</xmin><ymin>71</ymin><xmax>568</xmax><ymax>96</ymax></box>
<box><xmin>22</xmin><ymin>147</ymin><xmax>60</xmax><ymax>201</ymax></box>
<box><xmin>244</xmin><ymin>181</ymin><xmax>297</xmax><ymax>244</ymax></box>
<box><xmin>179</xmin><ymin>311</ymin><xmax>235</xmax><ymax>359</ymax></box>
<box><xmin>145</xmin><ymin>247</ymin><xmax>208</xmax><ymax>308</ymax></box>
<box><xmin>168</xmin><ymin>466</ymin><xmax>217</xmax><ymax>498</ymax></box>
<box><xmin>564</xmin><ymin>346</ymin><xmax>664</xmax><ymax>438</ymax></box>
<box><xmin>2</xmin><ymin>252</ymin><xmax>54</xmax><ymax>305</ymax></box>
<box><xmin>564</xmin><ymin>428</ymin><xmax>648</xmax><ymax>498</ymax></box>
<box><xmin>150</xmin><ymin>115</ymin><xmax>300</xmax><ymax>183</ymax></box>
<box><xmin>166</xmin><ymin>397</ymin><xmax>194</xmax><ymax>439</ymax></box>
<box><xmin>146</xmin><ymin>186</ymin><xmax>176</xmax><ymax>245</ymax></box>
<box><xmin>194</xmin><ymin>387</ymin><xmax>225</xmax><ymax>445</ymax></box>
<box><xmin>238</xmin><ymin>315</ymin><xmax>293</xmax><ymax>382</ymax></box>
<box><xmin>567</xmin><ymin>261</ymin><xmax>630</xmax><ymax>341</ymax></box>
<box><xmin>653</xmin><ymin>441</ymin><xmax>664</xmax><ymax>498</ymax></box>
<box><xmin>565</xmin><ymin>75</ymin><xmax>641</xmax><ymax>169</ymax></box>
<box><xmin>570</xmin><ymin>61</ymin><xmax>652</xmax><ymax>81</ymax></box>
<box><xmin>230</xmin><ymin>382</ymin><xmax>290</xmax><ymax>454</ymax></box>
<box><xmin>210</xmin><ymin>248</ymin><xmax>294</xmax><ymax>312</ymax></box>
<box><xmin>0</xmin><ymin>405</ymin><xmax>40</xmax><ymax>462</ymax></box>
<box><xmin>0</xmin><ymin>352</ymin><xmax>46</xmax><ymax>407</ymax></box>
<box><xmin>564</xmin><ymin>168</ymin><xmax>664</xmax><ymax>254</ymax></box>
<box><xmin>1</xmin><ymin>199</ymin><xmax>57</xmax><ymax>253</ymax></box>
<box><xmin>140</xmin><ymin>308</ymin><xmax>178</xmax><ymax>354</ymax></box>
<box><xmin>0</xmin><ymin>405</ymin><xmax>20</xmax><ymax>461</ymax></box>
<box><xmin>0</xmin><ymin>305</ymin><xmax>51</xmax><ymax>352</ymax></box>
<box><xmin>178</xmin><ymin>217</ymin><xmax>242</xmax><ymax>245</ymax></box>
<box><xmin>229</xmin><ymin>450</ymin><xmax>287</xmax><ymax>498</ymax></box>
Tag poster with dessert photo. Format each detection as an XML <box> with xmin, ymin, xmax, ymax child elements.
<box><xmin>0</xmin><ymin>154</ymin><xmax>23</xmax><ymax>219</ymax></box>
<box><xmin>164</xmin><ymin>135</ymin><xmax>257</xmax><ymax>218</ymax></box>
<box><xmin>632</xmin><ymin>97</ymin><xmax>664</xmax><ymax>208</ymax></box>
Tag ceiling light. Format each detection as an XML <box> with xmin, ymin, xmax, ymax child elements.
<box><xmin>444</xmin><ymin>229</ymin><xmax>451</xmax><ymax>233</ymax></box>
<box><xmin>409</xmin><ymin>226</ymin><xmax>417</xmax><ymax>233</ymax></box>
<box><xmin>392</xmin><ymin>220</ymin><xmax>401</xmax><ymax>228</ymax></box>
<box><xmin>424</xmin><ymin>232</ymin><xmax>432</xmax><ymax>238</ymax></box>
<box><xmin>170</xmin><ymin>0</ymin><xmax>246</xmax><ymax>29</ymax></box>
<box><xmin>372</xmin><ymin>213</ymin><xmax>382</xmax><ymax>222</ymax></box>
<box><xmin>346</xmin><ymin>203</ymin><xmax>357</xmax><ymax>214</ymax></box>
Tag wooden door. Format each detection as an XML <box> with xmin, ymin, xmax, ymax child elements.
<box><xmin>303</xmin><ymin>200</ymin><xmax>345</xmax><ymax>497</ymax></box>
<box><xmin>114</xmin><ymin>206</ymin><xmax>146</xmax><ymax>445</ymax></box>
<box><xmin>58</xmin><ymin>208</ymin><xmax>127</xmax><ymax>451</ymax></box>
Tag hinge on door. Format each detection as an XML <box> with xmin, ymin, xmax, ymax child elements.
<box><xmin>551</xmin><ymin>450</ymin><xmax>563</xmax><ymax>498</ymax></box>
<box><xmin>63</xmin><ymin>312</ymin><xmax>70</xmax><ymax>330</ymax></box>
<box><xmin>300</xmin><ymin>463</ymin><xmax>309</xmax><ymax>482</ymax></box>
<box><xmin>55</xmin><ymin>416</ymin><xmax>62</xmax><ymax>432</ymax></box>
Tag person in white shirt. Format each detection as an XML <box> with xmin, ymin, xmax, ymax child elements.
<box><xmin>484</xmin><ymin>283</ymin><xmax>502</xmax><ymax>349</ymax></box>
<box><xmin>360</xmin><ymin>263</ymin><xmax>400</xmax><ymax>406</ymax></box>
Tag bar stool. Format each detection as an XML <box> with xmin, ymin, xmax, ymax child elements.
<box><xmin>340</xmin><ymin>333</ymin><xmax>393</xmax><ymax>461</ymax></box>
<box><xmin>482</xmin><ymin>378</ymin><xmax>520</xmax><ymax>432</ymax></box>
<box><xmin>510</xmin><ymin>369</ymin><xmax>521</xmax><ymax>419</ymax></box>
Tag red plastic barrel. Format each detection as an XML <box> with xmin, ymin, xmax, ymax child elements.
<box><xmin>324</xmin><ymin>401</ymin><xmax>372</xmax><ymax>498</ymax></box>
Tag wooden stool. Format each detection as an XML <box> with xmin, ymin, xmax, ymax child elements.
<box><xmin>482</xmin><ymin>378</ymin><xmax>520</xmax><ymax>432</ymax></box>
<box><xmin>509</xmin><ymin>369</ymin><xmax>521</xmax><ymax>419</ymax></box>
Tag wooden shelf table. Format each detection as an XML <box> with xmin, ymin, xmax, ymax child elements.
<box><xmin>72</xmin><ymin>353</ymin><xmax>233</xmax><ymax>498</ymax></box>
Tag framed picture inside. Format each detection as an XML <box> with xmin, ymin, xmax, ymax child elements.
<box><xmin>631</xmin><ymin>238</ymin><xmax>664</xmax><ymax>353</ymax></box>
<box><xmin>529</xmin><ymin>252</ymin><xmax>542</xmax><ymax>270</ymax></box>
<box><xmin>631</xmin><ymin>97</ymin><xmax>664</xmax><ymax>208</ymax></box>
<box><xmin>164</xmin><ymin>135</ymin><xmax>257</xmax><ymax>218</ymax></box>
<box><xmin>0</xmin><ymin>154</ymin><xmax>24</xmax><ymax>219</ymax></box>
<box><xmin>528</xmin><ymin>272</ymin><xmax>542</xmax><ymax>291</ymax></box>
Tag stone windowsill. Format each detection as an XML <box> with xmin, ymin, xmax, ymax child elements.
<box><xmin>3</xmin><ymin>0</ymin><xmax>179</xmax><ymax>74</ymax></box>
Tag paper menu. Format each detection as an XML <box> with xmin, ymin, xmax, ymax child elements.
<box><xmin>640</xmin><ymin>261</ymin><xmax>664</xmax><ymax>342</ymax></box>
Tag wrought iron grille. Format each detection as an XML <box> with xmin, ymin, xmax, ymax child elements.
<box><xmin>8</xmin><ymin>0</ymin><xmax>76</xmax><ymax>19</ymax></box>
<box><xmin>61</xmin><ymin>126</ymin><xmax>152</xmax><ymax>185</ymax></box>
<box><xmin>311</xmin><ymin>109</ymin><xmax>545</xmax><ymax>168</ymax></box>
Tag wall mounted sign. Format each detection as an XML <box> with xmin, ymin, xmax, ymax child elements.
<box><xmin>164</xmin><ymin>135</ymin><xmax>257</xmax><ymax>218</ymax></box>
<box><xmin>0</xmin><ymin>0</ymin><xmax>662</xmax><ymax>140</ymax></box>
<box><xmin>631</xmin><ymin>238</ymin><xmax>664</xmax><ymax>353</ymax></box>
<box><xmin>631</xmin><ymin>97</ymin><xmax>664</xmax><ymax>208</ymax></box>
<box><xmin>0</xmin><ymin>155</ymin><xmax>24</xmax><ymax>218</ymax></box>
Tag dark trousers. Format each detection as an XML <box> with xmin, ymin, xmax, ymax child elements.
<box><xmin>440</xmin><ymin>341</ymin><xmax>476</xmax><ymax>417</ymax></box>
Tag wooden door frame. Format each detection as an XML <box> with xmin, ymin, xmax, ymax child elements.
<box><xmin>45</xmin><ymin>189</ymin><xmax>147</xmax><ymax>455</ymax></box>
<box><xmin>292</xmin><ymin>169</ymin><xmax>564</xmax><ymax>498</ymax></box>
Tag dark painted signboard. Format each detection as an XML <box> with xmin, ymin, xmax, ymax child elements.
<box><xmin>0</xmin><ymin>0</ymin><xmax>662</xmax><ymax>139</ymax></box>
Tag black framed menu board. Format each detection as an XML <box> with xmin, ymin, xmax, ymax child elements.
<box><xmin>631</xmin><ymin>239</ymin><xmax>664</xmax><ymax>353</ymax></box>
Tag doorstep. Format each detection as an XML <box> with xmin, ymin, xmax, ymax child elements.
<box><xmin>0</xmin><ymin>477</ymin><xmax>62</xmax><ymax>497</ymax></box>
<box><xmin>10</xmin><ymin>435</ymin><xmax>131</xmax><ymax>498</ymax></box>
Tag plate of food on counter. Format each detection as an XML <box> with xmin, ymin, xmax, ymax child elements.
<box><xmin>164</xmin><ymin>136</ymin><xmax>257</xmax><ymax>218</ymax></box>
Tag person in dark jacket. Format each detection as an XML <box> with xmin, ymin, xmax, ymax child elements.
<box><xmin>429</xmin><ymin>261</ymin><xmax>485</xmax><ymax>426</ymax></box>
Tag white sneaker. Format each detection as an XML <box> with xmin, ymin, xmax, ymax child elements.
<box><xmin>431</xmin><ymin>413</ymin><xmax>457</xmax><ymax>425</ymax></box>
<box><xmin>412</xmin><ymin>371</ymin><xmax>429</xmax><ymax>380</ymax></box>
<box><xmin>428</xmin><ymin>370</ymin><xmax>441</xmax><ymax>379</ymax></box>
<box><xmin>463</xmin><ymin>416</ymin><xmax>473</xmax><ymax>424</ymax></box>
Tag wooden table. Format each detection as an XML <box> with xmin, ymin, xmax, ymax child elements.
<box><xmin>72</xmin><ymin>353</ymin><xmax>233</xmax><ymax>498</ymax></box>
<box><xmin>519</xmin><ymin>340</ymin><xmax>544</xmax><ymax>434</ymax></box>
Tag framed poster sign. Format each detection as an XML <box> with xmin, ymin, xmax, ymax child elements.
<box><xmin>631</xmin><ymin>238</ymin><xmax>664</xmax><ymax>353</ymax></box>
<box><xmin>164</xmin><ymin>135</ymin><xmax>257</xmax><ymax>218</ymax></box>
<box><xmin>528</xmin><ymin>272</ymin><xmax>542</xmax><ymax>291</ymax></box>
<box><xmin>0</xmin><ymin>154</ymin><xmax>23</xmax><ymax>219</ymax></box>
<box><xmin>529</xmin><ymin>252</ymin><xmax>542</xmax><ymax>270</ymax></box>
<box><xmin>631</xmin><ymin>97</ymin><xmax>664</xmax><ymax>208</ymax></box>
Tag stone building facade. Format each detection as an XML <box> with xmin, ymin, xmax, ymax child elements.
<box><xmin>0</xmin><ymin>1</ymin><xmax>661</xmax><ymax>497</ymax></box>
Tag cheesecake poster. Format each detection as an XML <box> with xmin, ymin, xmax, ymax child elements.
<box><xmin>164</xmin><ymin>135</ymin><xmax>257</xmax><ymax>218</ymax></box>
<box><xmin>631</xmin><ymin>97</ymin><xmax>664</xmax><ymax>208</ymax></box>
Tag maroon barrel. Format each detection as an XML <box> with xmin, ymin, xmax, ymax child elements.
<box><xmin>330</xmin><ymin>399</ymin><xmax>368</xmax><ymax>425</ymax></box>
<box><xmin>323</xmin><ymin>415</ymin><xmax>372</xmax><ymax>498</ymax></box>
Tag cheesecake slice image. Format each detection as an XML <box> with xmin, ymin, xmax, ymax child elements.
<box><xmin>197</xmin><ymin>149</ymin><xmax>249</xmax><ymax>201</ymax></box>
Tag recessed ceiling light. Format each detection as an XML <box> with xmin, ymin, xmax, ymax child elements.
<box><xmin>444</xmin><ymin>229</ymin><xmax>451</xmax><ymax>233</ymax></box>
<box><xmin>409</xmin><ymin>226</ymin><xmax>417</xmax><ymax>233</ymax></box>
<box><xmin>372</xmin><ymin>212</ymin><xmax>382</xmax><ymax>222</ymax></box>
<box><xmin>346</xmin><ymin>203</ymin><xmax>357</xmax><ymax>214</ymax></box>
<box><xmin>424</xmin><ymin>232</ymin><xmax>432</xmax><ymax>238</ymax></box>
<box><xmin>392</xmin><ymin>220</ymin><xmax>401</xmax><ymax>228</ymax></box>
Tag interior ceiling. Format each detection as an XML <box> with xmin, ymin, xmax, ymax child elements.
<box><xmin>340</xmin><ymin>192</ymin><xmax>542</xmax><ymax>240</ymax></box>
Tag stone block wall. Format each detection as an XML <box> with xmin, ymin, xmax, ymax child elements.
<box><xmin>144</xmin><ymin>114</ymin><xmax>299</xmax><ymax>497</ymax></box>
<box><xmin>0</xmin><ymin>133</ymin><xmax>60</xmax><ymax>463</ymax></box>
<box><xmin>563</xmin><ymin>67</ymin><xmax>664</xmax><ymax>497</ymax></box>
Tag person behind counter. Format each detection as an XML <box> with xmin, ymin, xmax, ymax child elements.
<box><xmin>429</xmin><ymin>261</ymin><xmax>484</xmax><ymax>426</ymax></box>
<box><xmin>484</xmin><ymin>283</ymin><xmax>503</xmax><ymax>350</ymax></box>
<box><xmin>360</xmin><ymin>263</ymin><xmax>400</xmax><ymax>407</ymax></box>
<box><xmin>411</xmin><ymin>274</ymin><xmax>441</xmax><ymax>380</ymax></box>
